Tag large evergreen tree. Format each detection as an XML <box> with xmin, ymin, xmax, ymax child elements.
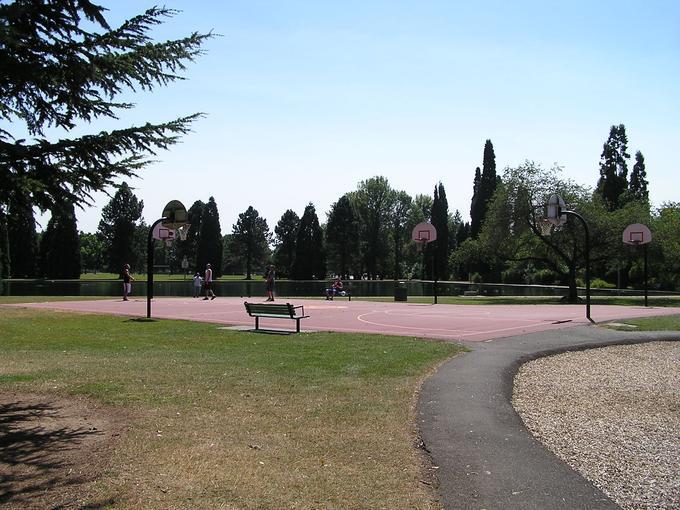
<box><xmin>325</xmin><ymin>196</ymin><xmax>360</xmax><ymax>278</ymax></box>
<box><xmin>39</xmin><ymin>202</ymin><xmax>80</xmax><ymax>278</ymax></box>
<box><xmin>470</xmin><ymin>140</ymin><xmax>498</xmax><ymax>237</ymax></box>
<box><xmin>97</xmin><ymin>182</ymin><xmax>143</xmax><ymax>272</ymax></box>
<box><xmin>596</xmin><ymin>124</ymin><xmax>630</xmax><ymax>211</ymax></box>
<box><xmin>629</xmin><ymin>150</ymin><xmax>649</xmax><ymax>202</ymax></box>
<box><xmin>291</xmin><ymin>203</ymin><xmax>325</xmax><ymax>280</ymax></box>
<box><xmin>196</xmin><ymin>197</ymin><xmax>223</xmax><ymax>277</ymax></box>
<box><xmin>390</xmin><ymin>191</ymin><xmax>412</xmax><ymax>280</ymax></box>
<box><xmin>7</xmin><ymin>193</ymin><xmax>37</xmax><ymax>277</ymax></box>
<box><xmin>181</xmin><ymin>200</ymin><xmax>205</xmax><ymax>273</ymax></box>
<box><xmin>231</xmin><ymin>205</ymin><xmax>270</xmax><ymax>280</ymax></box>
<box><xmin>430</xmin><ymin>182</ymin><xmax>450</xmax><ymax>280</ymax></box>
<box><xmin>0</xmin><ymin>1</ymin><xmax>212</xmax><ymax>213</ymax></box>
<box><xmin>273</xmin><ymin>209</ymin><xmax>299</xmax><ymax>278</ymax></box>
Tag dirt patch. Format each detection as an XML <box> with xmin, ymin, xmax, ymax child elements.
<box><xmin>0</xmin><ymin>392</ymin><xmax>129</xmax><ymax>509</ymax></box>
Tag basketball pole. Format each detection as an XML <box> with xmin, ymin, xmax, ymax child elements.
<box><xmin>147</xmin><ymin>217</ymin><xmax>166</xmax><ymax>319</ymax></box>
<box><xmin>562</xmin><ymin>209</ymin><xmax>592</xmax><ymax>323</ymax></box>
<box><xmin>643</xmin><ymin>243</ymin><xmax>648</xmax><ymax>307</ymax></box>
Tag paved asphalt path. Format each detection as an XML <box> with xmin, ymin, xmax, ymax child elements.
<box><xmin>418</xmin><ymin>326</ymin><xmax>679</xmax><ymax>510</ymax></box>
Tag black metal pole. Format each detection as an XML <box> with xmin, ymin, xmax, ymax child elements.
<box><xmin>564</xmin><ymin>210</ymin><xmax>592</xmax><ymax>322</ymax></box>
<box><xmin>147</xmin><ymin>218</ymin><xmax>166</xmax><ymax>319</ymax></box>
<box><xmin>643</xmin><ymin>243</ymin><xmax>648</xmax><ymax>307</ymax></box>
<box><xmin>433</xmin><ymin>241</ymin><xmax>438</xmax><ymax>305</ymax></box>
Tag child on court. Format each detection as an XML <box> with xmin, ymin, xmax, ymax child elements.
<box><xmin>193</xmin><ymin>272</ymin><xmax>203</xmax><ymax>298</ymax></box>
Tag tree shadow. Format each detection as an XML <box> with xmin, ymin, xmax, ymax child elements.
<box><xmin>0</xmin><ymin>400</ymin><xmax>112</xmax><ymax>507</ymax></box>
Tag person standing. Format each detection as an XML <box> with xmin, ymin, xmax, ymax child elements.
<box><xmin>122</xmin><ymin>264</ymin><xmax>134</xmax><ymax>301</ymax></box>
<box><xmin>203</xmin><ymin>263</ymin><xmax>216</xmax><ymax>300</ymax></box>
<box><xmin>264</xmin><ymin>264</ymin><xmax>276</xmax><ymax>301</ymax></box>
<box><xmin>192</xmin><ymin>272</ymin><xmax>203</xmax><ymax>298</ymax></box>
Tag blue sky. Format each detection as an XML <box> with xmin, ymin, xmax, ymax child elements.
<box><xmin>35</xmin><ymin>1</ymin><xmax>680</xmax><ymax>233</ymax></box>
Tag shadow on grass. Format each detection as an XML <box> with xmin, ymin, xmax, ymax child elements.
<box><xmin>125</xmin><ymin>317</ymin><xmax>158</xmax><ymax>323</ymax></box>
<box><xmin>0</xmin><ymin>400</ymin><xmax>110</xmax><ymax>508</ymax></box>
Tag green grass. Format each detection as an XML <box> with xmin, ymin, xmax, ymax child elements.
<box><xmin>0</xmin><ymin>307</ymin><xmax>463</xmax><ymax>509</ymax></box>
<box><xmin>604</xmin><ymin>314</ymin><xmax>680</xmax><ymax>331</ymax></box>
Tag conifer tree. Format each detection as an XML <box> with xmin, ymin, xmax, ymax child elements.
<box><xmin>291</xmin><ymin>203</ymin><xmax>325</xmax><ymax>279</ymax></box>
<box><xmin>231</xmin><ymin>205</ymin><xmax>270</xmax><ymax>279</ymax></box>
<box><xmin>0</xmin><ymin>209</ymin><xmax>9</xmax><ymax>278</ymax></box>
<box><xmin>470</xmin><ymin>140</ymin><xmax>498</xmax><ymax>238</ymax></box>
<box><xmin>430</xmin><ymin>182</ymin><xmax>450</xmax><ymax>280</ymax></box>
<box><xmin>0</xmin><ymin>1</ymin><xmax>211</xmax><ymax>211</ymax></box>
<box><xmin>273</xmin><ymin>209</ymin><xmax>300</xmax><ymax>278</ymax></box>
<box><xmin>39</xmin><ymin>202</ymin><xmax>80</xmax><ymax>278</ymax></box>
<box><xmin>326</xmin><ymin>196</ymin><xmax>360</xmax><ymax>278</ymax></box>
<box><xmin>629</xmin><ymin>150</ymin><xmax>649</xmax><ymax>202</ymax></box>
<box><xmin>196</xmin><ymin>197</ymin><xmax>223</xmax><ymax>277</ymax></box>
<box><xmin>7</xmin><ymin>194</ymin><xmax>38</xmax><ymax>277</ymax></box>
<box><xmin>596</xmin><ymin>124</ymin><xmax>630</xmax><ymax>211</ymax></box>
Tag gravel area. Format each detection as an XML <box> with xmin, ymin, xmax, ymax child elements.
<box><xmin>512</xmin><ymin>341</ymin><xmax>679</xmax><ymax>510</ymax></box>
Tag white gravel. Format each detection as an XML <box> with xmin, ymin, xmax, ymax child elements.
<box><xmin>512</xmin><ymin>341</ymin><xmax>680</xmax><ymax>510</ymax></box>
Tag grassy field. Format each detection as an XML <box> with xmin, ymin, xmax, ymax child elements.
<box><xmin>604</xmin><ymin>315</ymin><xmax>680</xmax><ymax>331</ymax></box>
<box><xmin>0</xmin><ymin>307</ymin><xmax>463</xmax><ymax>509</ymax></box>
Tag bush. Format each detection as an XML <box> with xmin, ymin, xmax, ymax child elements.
<box><xmin>591</xmin><ymin>278</ymin><xmax>615</xmax><ymax>289</ymax></box>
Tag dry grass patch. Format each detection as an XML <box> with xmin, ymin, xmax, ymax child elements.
<box><xmin>0</xmin><ymin>307</ymin><xmax>462</xmax><ymax>509</ymax></box>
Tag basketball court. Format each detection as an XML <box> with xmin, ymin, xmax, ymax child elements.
<box><xmin>15</xmin><ymin>297</ymin><xmax>680</xmax><ymax>343</ymax></box>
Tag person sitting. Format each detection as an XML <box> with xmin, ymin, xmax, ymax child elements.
<box><xmin>325</xmin><ymin>277</ymin><xmax>343</xmax><ymax>300</ymax></box>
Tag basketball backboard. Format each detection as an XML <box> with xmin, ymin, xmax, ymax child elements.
<box><xmin>622</xmin><ymin>223</ymin><xmax>652</xmax><ymax>245</ymax></box>
<box><xmin>161</xmin><ymin>200</ymin><xmax>189</xmax><ymax>229</ymax></box>
<box><xmin>546</xmin><ymin>194</ymin><xmax>567</xmax><ymax>226</ymax></box>
<box><xmin>152</xmin><ymin>223</ymin><xmax>176</xmax><ymax>242</ymax></box>
<box><xmin>411</xmin><ymin>222</ymin><xmax>437</xmax><ymax>243</ymax></box>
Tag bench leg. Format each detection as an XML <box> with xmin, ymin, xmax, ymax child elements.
<box><xmin>296</xmin><ymin>318</ymin><xmax>300</xmax><ymax>333</ymax></box>
<box><xmin>255</xmin><ymin>316</ymin><xmax>259</xmax><ymax>330</ymax></box>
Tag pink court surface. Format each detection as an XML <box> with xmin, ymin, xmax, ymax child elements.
<box><xmin>16</xmin><ymin>297</ymin><xmax>680</xmax><ymax>342</ymax></box>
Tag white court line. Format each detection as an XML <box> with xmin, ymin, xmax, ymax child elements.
<box><xmin>356</xmin><ymin>311</ymin><xmax>479</xmax><ymax>334</ymax></box>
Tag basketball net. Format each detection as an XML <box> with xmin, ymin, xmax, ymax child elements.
<box><xmin>539</xmin><ymin>219</ymin><xmax>553</xmax><ymax>236</ymax></box>
<box><xmin>415</xmin><ymin>240</ymin><xmax>426</xmax><ymax>253</ymax></box>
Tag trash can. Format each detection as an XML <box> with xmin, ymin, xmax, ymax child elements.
<box><xmin>394</xmin><ymin>281</ymin><xmax>407</xmax><ymax>302</ymax></box>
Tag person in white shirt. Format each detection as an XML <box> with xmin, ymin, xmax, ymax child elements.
<box><xmin>203</xmin><ymin>263</ymin><xmax>216</xmax><ymax>300</ymax></box>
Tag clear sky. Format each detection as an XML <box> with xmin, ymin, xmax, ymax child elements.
<box><xmin>34</xmin><ymin>0</ymin><xmax>680</xmax><ymax>234</ymax></box>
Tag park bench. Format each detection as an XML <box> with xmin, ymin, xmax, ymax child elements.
<box><xmin>244</xmin><ymin>302</ymin><xmax>309</xmax><ymax>333</ymax></box>
<box><xmin>326</xmin><ymin>289</ymin><xmax>352</xmax><ymax>301</ymax></box>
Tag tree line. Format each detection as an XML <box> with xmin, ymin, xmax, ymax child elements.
<box><xmin>1</xmin><ymin>2</ymin><xmax>678</xmax><ymax>294</ymax></box>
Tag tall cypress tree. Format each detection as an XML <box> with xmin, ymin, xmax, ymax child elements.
<box><xmin>1</xmin><ymin>1</ymin><xmax>212</xmax><ymax>214</ymax></box>
<box><xmin>470</xmin><ymin>140</ymin><xmax>498</xmax><ymax>238</ymax></box>
<box><xmin>39</xmin><ymin>202</ymin><xmax>80</xmax><ymax>278</ymax></box>
<box><xmin>196</xmin><ymin>197</ymin><xmax>223</xmax><ymax>277</ymax></box>
<box><xmin>7</xmin><ymin>194</ymin><xmax>38</xmax><ymax>278</ymax></box>
<box><xmin>430</xmin><ymin>182</ymin><xmax>450</xmax><ymax>280</ymax></box>
<box><xmin>181</xmin><ymin>200</ymin><xmax>205</xmax><ymax>272</ymax></box>
<box><xmin>596</xmin><ymin>124</ymin><xmax>630</xmax><ymax>211</ymax></box>
<box><xmin>273</xmin><ymin>209</ymin><xmax>300</xmax><ymax>278</ymax></box>
<box><xmin>291</xmin><ymin>203</ymin><xmax>325</xmax><ymax>280</ymax></box>
<box><xmin>629</xmin><ymin>150</ymin><xmax>649</xmax><ymax>202</ymax></box>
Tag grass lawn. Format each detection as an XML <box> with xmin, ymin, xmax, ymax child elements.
<box><xmin>604</xmin><ymin>314</ymin><xmax>680</xmax><ymax>331</ymax></box>
<box><xmin>0</xmin><ymin>307</ymin><xmax>463</xmax><ymax>509</ymax></box>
